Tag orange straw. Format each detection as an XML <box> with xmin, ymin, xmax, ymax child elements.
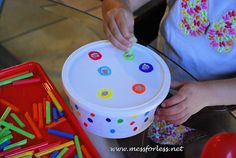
<box><xmin>81</xmin><ymin>145</ymin><xmax>92</xmax><ymax>158</ymax></box>
<box><xmin>38</xmin><ymin>103</ymin><xmax>44</xmax><ymax>129</ymax></box>
<box><xmin>0</xmin><ymin>98</ymin><xmax>20</xmax><ymax>112</ymax></box>
<box><xmin>32</xmin><ymin>103</ymin><xmax>38</xmax><ymax>122</ymax></box>
<box><xmin>24</xmin><ymin>112</ymin><xmax>42</xmax><ymax>139</ymax></box>
<box><xmin>45</xmin><ymin>117</ymin><xmax>66</xmax><ymax>128</ymax></box>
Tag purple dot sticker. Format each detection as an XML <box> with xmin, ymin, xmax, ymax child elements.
<box><xmin>88</xmin><ymin>51</ymin><xmax>102</xmax><ymax>60</ymax></box>
<box><xmin>88</xmin><ymin>118</ymin><xmax>93</xmax><ymax>123</ymax></box>
<box><xmin>110</xmin><ymin>129</ymin><xmax>116</xmax><ymax>134</ymax></box>
<box><xmin>75</xmin><ymin>104</ymin><xmax>78</xmax><ymax>110</ymax></box>
<box><xmin>144</xmin><ymin>117</ymin><xmax>149</xmax><ymax>122</ymax></box>
<box><xmin>106</xmin><ymin>118</ymin><xmax>111</xmax><ymax>122</ymax></box>
<box><xmin>139</xmin><ymin>63</ymin><xmax>153</xmax><ymax>73</ymax></box>
<box><xmin>133</xmin><ymin>127</ymin><xmax>138</xmax><ymax>131</ymax></box>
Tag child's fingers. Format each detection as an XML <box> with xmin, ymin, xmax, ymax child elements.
<box><xmin>169</xmin><ymin>113</ymin><xmax>191</xmax><ymax>125</ymax></box>
<box><xmin>157</xmin><ymin>102</ymin><xmax>186</xmax><ymax>116</ymax></box>
<box><xmin>115</xmin><ymin>16</ymin><xmax>132</xmax><ymax>40</ymax></box>
<box><xmin>161</xmin><ymin>93</ymin><xmax>186</xmax><ymax>108</ymax></box>
<box><xmin>103</xmin><ymin>22</ymin><xmax>128</xmax><ymax>50</ymax></box>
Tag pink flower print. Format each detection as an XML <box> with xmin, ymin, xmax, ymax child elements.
<box><xmin>181</xmin><ymin>2</ymin><xmax>187</xmax><ymax>9</ymax></box>
<box><xmin>201</xmin><ymin>2</ymin><xmax>207</xmax><ymax>9</ymax></box>
<box><xmin>222</xmin><ymin>14</ymin><xmax>230</xmax><ymax>21</ymax></box>
<box><xmin>225</xmin><ymin>21</ymin><xmax>232</xmax><ymax>28</ymax></box>
<box><xmin>210</xmin><ymin>40</ymin><xmax>218</xmax><ymax>48</ymax></box>
<box><xmin>228</xmin><ymin>28</ymin><xmax>236</xmax><ymax>35</ymax></box>
<box><xmin>187</xmin><ymin>8</ymin><xmax>194</xmax><ymax>16</ymax></box>
<box><xmin>208</xmin><ymin>29</ymin><xmax>216</xmax><ymax>35</ymax></box>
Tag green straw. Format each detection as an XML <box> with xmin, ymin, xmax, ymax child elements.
<box><xmin>10</xmin><ymin>113</ymin><xmax>25</xmax><ymax>128</ymax></box>
<box><xmin>3</xmin><ymin>138</ymin><xmax>27</xmax><ymax>150</ymax></box>
<box><xmin>55</xmin><ymin>147</ymin><xmax>69</xmax><ymax>158</ymax></box>
<box><xmin>0</xmin><ymin>72</ymin><xmax>33</xmax><ymax>86</ymax></box>
<box><xmin>0</xmin><ymin>120</ymin><xmax>35</xmax><ymax>139</ymax></box>
<box><xmin>0</xmin><ymin>134</ymin><xmax>13</xmax><ymax>145</ymax></box>
<box><xmin>46</xmin><ymin>101</ymin><xmax>51</xmax><ymax>124</ymax></box>
<box><xmin>0</xmin><ymin>127</ymin><xmax>10</xmax><ymax>138</ymax></box>
<box><xmin>0</xmin><ymin>107</ymin><xmax>11</xmax><ymax>121</ymax></box>
<box><xmin>74</xmin><ymin>135</ymin><xmax>83</xmax><ymax>158</ymax></box>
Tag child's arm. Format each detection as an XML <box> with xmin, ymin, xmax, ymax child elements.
<box><xmin>102</xmin><ymin>0</ymin><xmax>151</xmax><ymax>50</ymax></box>
<box><xmin>156</xmin><ymin>78</ymin><xmax>236</xmax><ymax>125</ymax></box>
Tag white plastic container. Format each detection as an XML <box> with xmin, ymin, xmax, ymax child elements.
<box><xmin>62</xmin><ymin>40</ymin><xmax>171</xmax><ymax>138</ymax></box>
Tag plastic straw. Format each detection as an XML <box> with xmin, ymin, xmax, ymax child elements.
<box><xmin>0</xmin><ymin>140</ymin><xmax>11</xmax><ymax>150</ymax></box>
<box><xmin>38</xmin><ymin>141</ymin><xmax>61</xmax><ymax>151</ymax></box>
<box><xmin>8</xmin><ymin>150</ymin><xmax>34</xmax><ymax>158</ymax></box>
<box><xmin>81</xmin><ymin>145</ymin><xmax>92</xmax><ymax>158</ymax></box>
<box><xmin>1</xmin><ymin>107</ymin><xmax>11</xmax><ymax>121</ymax></box>
<box><xmin>0</xmin><ymin>71</ymin><xmax>29</xmax><ymax>82</ymax></box>
<box><xmin>10</xmin><ymin>113</ymin><xmax>25</xmax><ymax>128</ymax></box>
<box><xmin>50</xmin><ymin>150</ymin><xmax>59</xmax><ymax>158</ymax></box>
<box><xmin>48</xmin><ymin>128</ymin><xmax>74</xmax><ymax>139</ymax></box>
<box><xmin>3</xmin><ymin>141</ymin><xmax>48</xmax><ymax>157</ymax></box>
<box><xmin>32</xmin><ymin>103</ymin><xmax>38</xmax><ymax>122</ymax></box>
<box><xmin>74</xmin><ymin>135</ymin><xmax>83</xmax><ymax>158</ymax></box>
<box><xmin>45</xmin><ymin>118</ymin><xmax>66</xmax><ymax>128</ymax></box>
<box><xmin>0</xmin><ymin>98</ymin><xmax>20</xmax><ymax>112</ymax></box>
<box><xmin>24</xmin><ymin>112</ymin><xmax>42</xmax><ymax>139</ymax></box>
<box><xmin>12</xmin><ymin>77</ymin><xmax>41</xmax><ymax>86</ymax></box>
<box><xmin>3</xmin><ymin>139</ymin><xmax>27</xmax><ymax>151</ymax></box>
<box><xmin>0</xmin><ymin>146</ymin><xmax>21</xmax><ymax>157</ymax></box>
<box><xmin>0</xmin><ymin>134</ymin><xmax>13</xmax><ymax>145</ymax></box>
<box><xmin>34</xmin><ymin>140</ymin><xmax>74</xmax><ymax>157</ymax></box>
<box><xmin>38</xmin><ymin>103</ymin><xmax>44</xmax><ymax>129</ymax></box>
<box><xmin>52</xmin><ymin>107</ymin><xmax>58</xmax><ymax>122</ymax></box>
<box><xmin>0</xmin><ymin>127</ymin><xmax>10</xmax><ymax>138</ymax></box>
<box><xmin>43</xmin><ymin>83</ymin><xmax>63</xmax><ymax>112</ymax></box>
<box><xmin>0</xmin><ymin>120</ymin><xmax>35</xmax><ymax>139</ymax></box>
<box><xmin>56</xmin><ymin>147</ymin><xmax>68</xmax><ymax>158</ymax></box>
<box><xmin>46</xmin><ymin>101</ymin><xmax>51</xmax><ymax>124</ymax></box>
<box><xmin>62</xmin><ymin>145</ymin><xmax>75</xmax><ymax>158</ymax></box>
<box><xmin>0</xmin><ymin>72</ymin><xmax>33</xmax><ymax>86</ymax></box>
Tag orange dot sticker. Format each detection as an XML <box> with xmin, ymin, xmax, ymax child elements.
<box><xmin>132</xmin><ymin>84</ymin><xmax>146</xmax><ymax>94</ymax></box>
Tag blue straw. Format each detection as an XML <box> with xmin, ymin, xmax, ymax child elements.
<box><xmin>49</xmin><ymin>150</ymin><xmax>59</xmax><ymax>158</ymax></box>
<box><xmin>74</xmin><ymin>155</ymin><xmax>78</xmax><ymax>158</ymax></box>
<box><xmin>52</xmin><ymin>107</ymin><xmax>59</xmax><ymax>122</ymax></box>
<box><xmin>0</xmin><ymin>140</ymin><xmax>11</xmax><ymax>151</ymax></box>
<box><xmin>47</xmin><ymin>128</ymin><xmax>74</xmax><ymax>139</ymax></box>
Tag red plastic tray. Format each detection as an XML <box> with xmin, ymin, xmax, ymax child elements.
<box><xmin>0</xmin><ymin>62</ymin><xmax>100</xmax><ymax>158</ymax></box>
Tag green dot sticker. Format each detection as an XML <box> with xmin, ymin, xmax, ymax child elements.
<box><xmin>123</xmin><ymin>52</ymin><xmax>135</xmax><ymax>61</ymax></box>
<box><xmin>98</xmin><ymin>88</ymin><xmax>113</xmax><ymax>99</ymax></box>
<box><xmin>117</xmin><ymin>119</ymin><xmax>124</xmax><ymax>124</ymax></box>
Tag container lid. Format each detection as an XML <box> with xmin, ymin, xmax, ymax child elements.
<box><xmin>62</xmin><ymin>40</ymin><xmax>170</xmax><ymax>115</ymax></box>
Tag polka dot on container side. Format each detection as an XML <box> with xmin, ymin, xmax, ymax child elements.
<box><xmin>144</xmin><ymin>117</ymin><xmax>149</xmax><ymax>122</ymax></box>
<box><xmin>90</xmin><ymin>113</ymin><xmax>95</xmax><ymax>117</ymax></box>
<box><xmin>110</xmin><ymin>129</ymin><xmax>116</xmax><ymax>134</ymax></box>
<box><xmin>74</xmin><ymin>104</ymin><xmax>79</xmax><ymax>110</ymax></box>
<box><xmin>133</xmin><ymin>127</ymin><xmax>138</xmax><ymax>131</ymax></box>
<box><xmin>88</xmin><ymin>118</ymin><xmax>93</xmax><ymax>123</ymax></box>
<box><xmin>88</xmin><ymin>51</ymin><xmax>102</xmax><ymax>60</ymax></box>
<box><xmin>106</xmin><ymin>118</ymin><xmax>111</xmax><ymax>122</ymax></box>
<box><xmin>144</xmin><ymin>111</ymin><xmax>149</xmax><ymax>116</ymax></box>
<box><xmin>76</xmin><ymin>111</ymin><xmax>81</xmax><ymax>117</ymax></box>
<box><xmin>132</xmin><ymin>115</ymin><xmax>138</xmax><ymax>119</ymax></box>
<box><xmin>117</xmin><ymin>119</ymin><xmax>124</xmax><ymax>124</ymax></box>
<box><xmin>84</xmin><ymin>122</ymin><xmax>88</xmax><ymax>127</ymax></box>
<box><xmin>130</xmin><ymin>121</ymin><xmax>135</xmax><ymax>125</ymax></box>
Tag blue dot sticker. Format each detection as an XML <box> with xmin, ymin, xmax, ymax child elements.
<box><xmin>139</xmin><ymin>63</ymin><xmax>153</xmax><ymax>73</ymax></box>
<box><xmin>98</xmin><ymin>66</ymin><xmax>111</xmax><ymax>76</ymax></box>
<box><xmin>144</xmin><ymin>111</ymin><xmax>150</xmax><ymax>116</ymax></box>
<box><xmin>110</xmin><ymin>129</ymin><xmax>115</xmax><ymax>134</ymax></box>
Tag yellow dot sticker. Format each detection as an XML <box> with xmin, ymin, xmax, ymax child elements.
<box><xmin>132</xmin><ymin>115</ymin><xmax>138</xmax><ymax>119</ymax></box>
<box><xmin>98</xmin><ymin>88</ymin><xmax>113</xmax><ymax>99</ymax></box>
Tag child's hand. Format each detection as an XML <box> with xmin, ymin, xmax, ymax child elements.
<box><xmin>156</xmin><ymin>81</ymin><xmax>211</xmax><ymax>125</ymax></box>
<box><xmin>103</xmin><ymin>7</ymin><xmax>134</xmax><ymax>50</ymax></box>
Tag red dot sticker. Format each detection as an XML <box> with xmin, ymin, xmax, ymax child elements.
<box><xmin>132</xmin><ymin>84</ymin><xmax>146</xmax><ymax>94</ymax></box>
<box><xmin>84</xmin><ymin>122</ymin><xmax>88</xmax><ymax>127</ymax></box>
<box><xmin>90</xmin><ymin>113</ymin><xmax>95</xmax><ymax>117</ymax></box>
<box><xmin>88</xmin><ymin>51</ymin><xmax>102</xmax><ymax>60</ymax></box>
<box><xmin>130</xmin><ymin>121</ymin><xmax>135</xmax><ymax>125</ymax></box>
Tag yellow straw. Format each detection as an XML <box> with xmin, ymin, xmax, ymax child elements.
<box><xmin>43</xmin><ymin>83</ymin><xmax>63</xmax><ymax>112</ymax></box>
<box><xmin>34</xmin><ymin>140</ymin><xmax>74</xmax><ymax>157</ymax></box>
<box><xmin>10</xmin><ymin>150</ymin><xmax>34</xmax><ymax>158</ymax></box>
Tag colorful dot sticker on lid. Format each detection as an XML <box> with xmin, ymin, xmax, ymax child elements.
<box><xmin>132</xmin><ymin>84</ymin><xmax>146</xmax><ymax>94</ymax></box>
<box><xmin>123</xmin><ymin>52</ymin><xmax>135</xmax><ymax>61</ymax></box>
<box><xmin>98</xmin><ymin>66</ymin><xmax>111</xmax><ymax>76</ymax></box>
<box><xmin>98</xmin><ymin>88</ymin><xmax>113</xmax><ymax>99</ymax></box>
<box><xmin>139</xmin><ymin>63</ymin><xmax>153</xmax><ymax>73</ymax></box>
<box><xmin>88</xmin><ymin>51</ymin><xmax>102</xmax><ymax>60</ymax></box>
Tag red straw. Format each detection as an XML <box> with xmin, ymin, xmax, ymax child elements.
<box><xmin>0</xmin><ymin>146</ymin><xmax>21</xmax><ymax>157</ymax></box>
<box><xmin>4</xmin><ymin>141</ymin><xmax>48</xmax><ymax>157</ymax></box>
<box><xmin>62</xmin><ymin>145</ymin><xmax>76</xmax><ymax>158</ymax></box>
<box><xmin>33</xmin><ymin>103</ymin><xmax>38</xmax><ymax>122</ymax></box>
<box><xmin>0</xmin><ymin>98</ymin><xmax>20</xmax><ymax>112</ymax></box>
<box><xmin>38</xmin><ymin>141</ymin><xmax>61</xmax><ymax>151</ymax></box>
<box><xmin>81</xmin><ymin>144</ymin><xmax>92</xmax><ymax>158</ymax></box>
<box><xmin>38</xmin><ymin>102</ymin><xmax>44</xmax><ymax>128</ymax></box>
<box><xmin>24</xmin><ymin>112</ymin><xmax>42</xmax><ymax>139</ymax></box>
<box><xmin>12</xmin><ymin>77</ymin><xmax>41</xmax><ymax>86</ymax></box>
